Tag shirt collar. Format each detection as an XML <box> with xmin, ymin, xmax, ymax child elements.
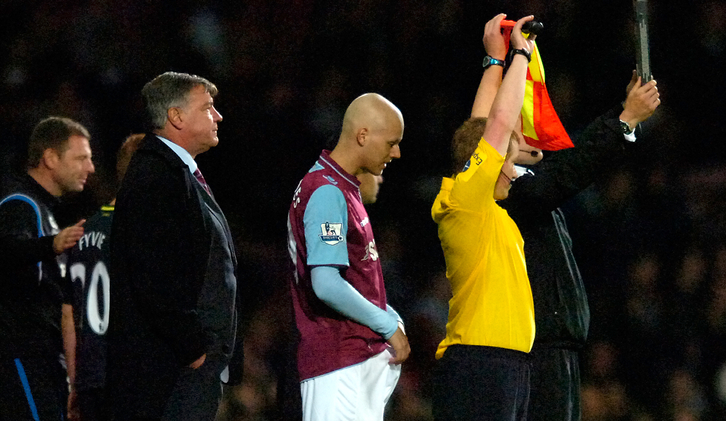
<box><xmin>319</xmin><ymin>150</ymin><xmax>360</xmax><ymax>188</ymax></box>
<box><xmin>514</xmin><ymin>165</ymin><xmax>533</xmax><ymax>178</ymax></box>
<box><xmin>157</xmin><ymin>135</ymin><xmax>197</xmax><ymax>174</ymax></box>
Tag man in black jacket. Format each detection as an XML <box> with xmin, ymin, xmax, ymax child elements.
<box><xmin>499</xmin><ymin>95</ymin><xmax>657</xmax><ymax>420</ymax></box>
<box><xmin>467</xmin><ymin>22</ymin><xmax>660</xmax><ymax>420</ymax></box>
<box><xmin>0</xmin><ymin>116</ymin><xmax>94</xmax><ymax>420</ymax></box>
<box><xmin>107</xmin><ymin>72</ymin><xmax>242</xmax><ymax>421</ymax></box>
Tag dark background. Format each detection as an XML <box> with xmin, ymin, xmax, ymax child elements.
<box><xmin>2</xmin><ymin>1</ymin><xmax>725</xmax><ymax>419</ymax></box>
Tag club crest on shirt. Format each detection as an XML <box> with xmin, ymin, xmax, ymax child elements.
<box><xmin>48</xmin><ymin>214</ymin><xmax>59</xmax><ymax>233</ymax></box>
<box><xmin>320</xmin><ymin>222</ymin><xmax>344</xmax><ymax>245</ymax></box>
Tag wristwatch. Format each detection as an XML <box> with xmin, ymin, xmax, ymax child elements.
<box><xmin>619</xmin><ymin>119</ymin><xmax>635</xmax><ymax>135</ymax></box>
<box><xmin>510</xmin><ymin>48</ymin><xmax>531</xmax><ymax>63</ymax></box>
<box><xmin>482</xmin><ymin>55</ymin><xmax>505</xmax><ymax>70</ymax></box>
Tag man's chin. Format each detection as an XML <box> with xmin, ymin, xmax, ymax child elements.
<box><xmin>61</xmin><ymin>185</ymin><xmax>85</xmax><ymax>195</ymax></box>
<box><xmin>493</xmin><ymin>190</ymin><xmax>509</xmax><ymax>201</ymax></box>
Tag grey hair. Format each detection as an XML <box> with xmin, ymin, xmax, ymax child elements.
<box><xmin>141</xmin><ymin>72</ymin><xmax>218</xmax><ymax>130</ymax></box>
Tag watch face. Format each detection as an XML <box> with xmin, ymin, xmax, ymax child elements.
<box><xmin>483</xmin><ymin>56</ymin><xmax>502</xmax><ymax>69</ymax></box>
<box><xmin>620</xmin><ymin>121</ymin><xmax>633</xmax><ymax>134</ymax></box>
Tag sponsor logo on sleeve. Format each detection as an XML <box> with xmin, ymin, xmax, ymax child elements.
<box><xmin>320</xmin><ymin>222</ymin><xmax>344</xmax><ymax>245</ymax></box>
<box><xmin>462</xmin><ymin>152</ymin><xmax>482</xmax><ymax>173</ymax></box>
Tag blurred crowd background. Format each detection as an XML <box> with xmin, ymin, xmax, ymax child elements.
<box><xmin>2</xmin><ymin>0</ymin><xmax>726</xmax><ymax>419</ymax></box>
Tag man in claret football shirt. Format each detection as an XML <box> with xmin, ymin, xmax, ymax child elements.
<box><xmin>287</xmin><ymin>93</ymin><xmax>410</xmax><ymax>421</ymax></box>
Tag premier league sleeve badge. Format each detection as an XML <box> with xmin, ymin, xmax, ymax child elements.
<box><xmin>320</xmin><ymin>222</ymin><xmax>344</xmax><ymax>245</ymax></box>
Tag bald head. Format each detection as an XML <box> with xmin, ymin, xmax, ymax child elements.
<box><xmin>341</xmin><ymin>93</ymin><xmax>403</xmax><ymax>144</ymax></box>
<box><xmin>329</xmin><ymin>93</ymin><xmax>404</xmax><ymax>176</ymax></box>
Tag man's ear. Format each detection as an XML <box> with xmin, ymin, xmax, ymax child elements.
<box><xmin>42</xmin><ymin>148</ymin><xmax>61</xmax><ymax>170</ymax></box>
<box><xmin>167</xmin><ymin>107</ymin><xmax>184</xmax><ymax>130</ymax></box>
<box><xmin>356</xmin><ymin>127</ymin><xmax>369</xmax><ymax>147</ymax></box>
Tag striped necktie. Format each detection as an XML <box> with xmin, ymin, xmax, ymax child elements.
<box><xmin>193</xmin><ymin>168</ymin><xmax>213</xmax><ymax>197</ymax></box>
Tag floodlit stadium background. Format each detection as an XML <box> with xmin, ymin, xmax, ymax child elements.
<box><xmin>2</xmin><ymin>1</ymin><xmax>725</xmax><ymax>419</ymax></box>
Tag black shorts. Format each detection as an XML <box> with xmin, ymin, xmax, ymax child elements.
<box><xmin>432</xmin><ymin>345</ymin><xmax>531</xmax><ymax>421</ymax></box>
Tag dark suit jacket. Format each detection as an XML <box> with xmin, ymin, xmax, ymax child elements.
<box><xmin>107</xmin><ymin>135</ymin><xmax>242</xmax><ymax>417</ymax></box>
<box><xmin>498</xmin><ymin>105</ymin><xmax>631</xmax><ymax>349</ymax></box>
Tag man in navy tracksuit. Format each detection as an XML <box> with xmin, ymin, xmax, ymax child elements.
<box><xmin>0</xmin><ymin>116</ymin><xmax>95</xmax><ymax>420</ymax></box>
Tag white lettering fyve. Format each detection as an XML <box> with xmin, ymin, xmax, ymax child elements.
<box><xmin>78</xmin><ymin>231</ymin><xmax>106</xmax><ymax>251</ymax></box>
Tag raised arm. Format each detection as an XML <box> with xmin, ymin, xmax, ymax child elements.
<box><xmin>501</xmin><ymin>73</ymin><xmax>662</xmax><ymax>221</ymax></box>
<box><xmin>471</xmin><ymin>13</ymin><xmax>508</xmax><ymax>118</ymax></box>
<box><xmin>482</xmin><ymin>15</ymin><xmax>536</xmax><ymax>157</ymax></box>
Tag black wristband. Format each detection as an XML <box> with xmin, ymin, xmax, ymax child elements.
<box><xmin>510</xmin><ymin>48</ymin><xmax>531</xmax><ymax>63</ymax></box>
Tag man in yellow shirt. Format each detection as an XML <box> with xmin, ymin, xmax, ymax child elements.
<box><xmin>431</xmin><ymin>14</ymin><xmax>536</xmax><ymax>421</ymax></box>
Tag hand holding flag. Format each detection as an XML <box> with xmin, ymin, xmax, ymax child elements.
<box><xmin>483</xmin><ymin>13</ymin><xmax>508</xmax><ymax>61</ymax></box>
<box><xmin>500</xmin><ymin>20</ymin><xmax>575</xmax><ymax>151</ymax></box>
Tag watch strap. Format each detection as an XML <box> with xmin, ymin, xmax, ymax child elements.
<box><xmin>510</xmin><ymin>48</ymin><xmax>532</xmax><ymax>63</ymax></box>
<box><xmin>619</xmin><ymin>119</ymin><xmax>635</xmax><ymax>135</ymax></box>
<box><xmin>482</xmin><ymin>56</ymin><xmax>505</xmax><ymax>69</ymax></box>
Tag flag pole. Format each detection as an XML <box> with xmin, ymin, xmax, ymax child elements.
<box><xmin>634</xmin><ymin>0</ymin><xmax>653</xmax><ymax>82</ymax></box>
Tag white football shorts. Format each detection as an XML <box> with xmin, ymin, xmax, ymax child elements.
<box><xmin>300</xmin><ymin>348</ymin><xmax>401</xmax><ymax>421</ymax></box>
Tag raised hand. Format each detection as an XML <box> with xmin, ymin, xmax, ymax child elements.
<box><xmin>625</xmin><ymin>70</ymin><xmax>638</xmax><ymax>96</ymax></box>
<box><xmin>511</xmin><ymin>15</ymin><xmax>536</xmax><ymax>54</ymax></box>
<box><xmin>483</xmin><ymin>13</ymin><xmax>508</xmax><ymax>60</ymax></box>
<box><xmin>620</xmin><ymin>77</ymin><xmax>661</xmax><ymax>128</ymax></box>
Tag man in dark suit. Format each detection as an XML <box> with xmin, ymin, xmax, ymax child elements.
<box><xmin>107</xmin><ymin>72</ymin><xmax>242</xmax><ymax>421</ymax></box>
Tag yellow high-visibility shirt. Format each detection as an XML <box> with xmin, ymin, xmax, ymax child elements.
<box><xmin>431</xmin><ymin>138</ymin><xmax>534</xmax><ymax>358</ymax></box>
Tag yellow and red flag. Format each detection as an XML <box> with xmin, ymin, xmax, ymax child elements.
<box><xmin>501</xmin><ymin>21</ymin><xmax>574</xmax><ymax>151</ymax></box>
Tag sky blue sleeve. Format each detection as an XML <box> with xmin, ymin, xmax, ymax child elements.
<box><xmin>304</xmin><ymin>184</ymin><xmax>349</xmax><ymax>267</ymax></box>
<box><xmin>311</xmin><ymin>266</ymin><xmax>398</xmax><ymax>339</ymax></box>
<box><xmin>386</xmin><ymin>304</ymin><xmax>403</xmax><ymax>324</ymax></box>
